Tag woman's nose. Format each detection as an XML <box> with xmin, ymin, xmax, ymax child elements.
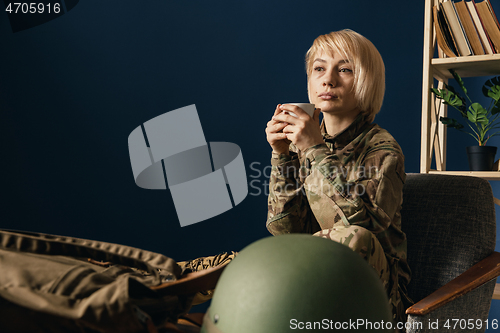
<box><xmin>322</xmin><ymin>72</ymin><xmax>337</xmax><ymax>87</ymax></box>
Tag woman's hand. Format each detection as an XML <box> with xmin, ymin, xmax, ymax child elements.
<box><xmin>272</xmin><ymin>104</ymin><xmax>323</xmax><ymax>151</ymax></box>
<box><xmin>266</xmin><ymin>104</ymin><xmax>291</xmax><ymax>155</ymax></box>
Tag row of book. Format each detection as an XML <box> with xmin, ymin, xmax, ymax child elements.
<box><xmin>434</xmin><ymin>0</ymin><xmax>500</xmax><ymax>57</ymax></box>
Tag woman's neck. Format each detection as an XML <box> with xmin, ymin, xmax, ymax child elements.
<box><xmin>322</xmin><ymin>111</ymin><xmax>361</xmax><ymax>137</ymax></box>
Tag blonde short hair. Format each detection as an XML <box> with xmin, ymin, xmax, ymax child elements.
<box><xmin>305</xmin><ymin>29</ymin><xmax>385</xmax><ymax>122</ymax></box>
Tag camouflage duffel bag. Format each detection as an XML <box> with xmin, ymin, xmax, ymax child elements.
<box><xmin>0</xmin><ymin>229</ymin><xmax>228</xmax><ymax>333</ymax></box>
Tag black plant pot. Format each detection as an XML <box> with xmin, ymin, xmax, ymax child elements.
<box><xmin>466</xmin><ymin>146</ymin><xmax>497</xmax><ymax>171</ymax></box>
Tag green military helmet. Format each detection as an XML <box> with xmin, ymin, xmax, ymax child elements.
<box><xmin>200</xmin><ymin>234</ymin><xmax>392</xmax><ymax>333</ymax></box>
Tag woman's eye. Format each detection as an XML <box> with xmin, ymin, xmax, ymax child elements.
<box><xmin>314</xmin><ymin>66</ymin><xmax>324</xmax><ymax>72</ymax></box>
<box><xmin>340</xmin><ymin>68</ymin><xmax>353</xmax><ymax>73</ymax></box>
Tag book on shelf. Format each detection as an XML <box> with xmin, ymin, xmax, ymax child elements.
<box><xmin>434</xmin><ymin>0</ymin><xmax>500</xmax><ymax>57</ymax></box>
<box><xmin>476</xmin><ymin>0</ymin><xmax>500</xmax><ymax>52</ymax></box>
<box><xmin>441</xmin><ymin>0</ymin><xmax>472</xmax><ymax>56</ymax></box>
<box><xmin>434</xmin><ymin>4</ymin><xmax>459</xmax><ymax>57</ymax></box>
<box><xmin>466</xmin><ymin>0</ymin><xmax>495</xmax><ymax>54</ymax></box>
<box><xmin>485</xmin><ymin>0</ymin><xmax>500</xmax><ymax>29</ymax></box>
<box><xmin>455</xmin><ymin>0</ymin><xmax>485</xmax><ymax>55</ymax></box>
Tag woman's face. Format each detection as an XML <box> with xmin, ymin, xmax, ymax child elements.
<box><xmin>307</xmin><ymin>50</ymin><xmax>359</xmax><ymax>118</ymax></box>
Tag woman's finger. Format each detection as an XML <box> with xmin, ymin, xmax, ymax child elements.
<box><xmin>273</xmin><ymin>112</ymin><xmax>297</xmax><ymax>125</ymax></box>
<box><xmin>266</xmin><ymin>121</ymin><xmax>287</xmax><ymax>134</ymax></box>
<box><xmin>273</xmin><ymin>104</ymin><xmax>283</xmax><ymax>116</ymax></box>
<box><xmin>282</xmin><ymin>123</ymin><xmax>297</xmax><ymax>134</ymax></box>
<box><xmin>267</xmin><ymin>132</ymin><xmax>288</xmax><ymax>143</ymax></box>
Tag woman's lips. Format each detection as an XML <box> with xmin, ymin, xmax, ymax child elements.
<box><xmin>319</xmin><ymin>93</ymin><xmax>337</xmax><ymax>100</ymax></box>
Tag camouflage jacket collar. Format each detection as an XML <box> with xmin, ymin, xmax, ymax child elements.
<box><xmin>320</xmin><ymin>114</ymin><xmax>373</xmax><ymax>148</ymax></box>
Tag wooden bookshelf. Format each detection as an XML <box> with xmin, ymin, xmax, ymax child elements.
<box><xmin>421</xmin><ymin>0</ymin><xmax>500</xmax><ymax>175</ymax></box>
<box><xmin>432</xmin><ymin>54</ymin><xmax>500</xmax><ymax>80</ymax></box>
<box><xmin>422</xmin><ymin>0</ymin><xmax>500</xmax><ymax>302</ymax></box>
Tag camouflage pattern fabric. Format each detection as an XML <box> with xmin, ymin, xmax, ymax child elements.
<box><xmin>266</xmin><ymin>114</ymin><xmax>411</xmax><ymax>323</ymax></box>
<box><xmin>177</xmin><ymin>252</ymin><xmax>237</xmax><ymax>305</ymax></box>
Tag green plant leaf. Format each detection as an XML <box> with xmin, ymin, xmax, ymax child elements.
<box><xmin>450</xmin><ymin>69</ymin><xmax>467</xmax><ymax>94</ymax></box>
<box><xmin>482</xmin><ymin>85</ymin><xmax>488</xmax><ymax>98</ymax></box>
<box><xmin>468</xmin><ymin>103</ymin><xmax>488</xmax><ymax>125</ymax></box>
<box><xmin>440</xmin><ymin>116</ymin><xmax>464</xmax><ymax>129</ymax></box>
<box><xmin>430</xmin><ymin>87</ymin><xmax>441</xmax><ymax>97</ymax></box>
<box><xmin>444</xmin><ymin>84</ymin><xmax>467</xmax><ymax>115</ymax></box>
<box><xmin>492</xmin><ymin>103</ymin><xmax>500</xmax><ymax>115</ymax></box>
<box><xmin>444</xmin><ymin>83</ymin><xmax>459</xmax><ymax>96</ymax></box>
<box><xmin>489</xmin><ymin>85</ymin><xmax>500</xmax><ymax>101</ymax></box>
<box><xmin>431</xmin><ymin>88</ymin><xmax>463</xmax><ymax>107</ymax></box>
<box><xmin>484</xmin><ymin>76</ymin><xmax>500</xmax><ymax>87</ymax></box>
<box><xmin>483</xmin><ymin>76</ymin><xmax>500</xmax><ymax>98</ymax></box>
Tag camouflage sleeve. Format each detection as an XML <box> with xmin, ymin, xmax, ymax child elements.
<box><xmin>302</xmin><ymin>142</ymin><xmax>405</xmax><ymax>234</ymax></box>
<box><xmin>266</xmin><ymin>150</ymin><xmax>318</xmax><ymax>235</ymax></box>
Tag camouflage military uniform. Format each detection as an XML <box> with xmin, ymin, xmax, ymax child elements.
<box><xmin>266</xmin><ymin>114</ymin><xmax>411</xmax><ymax>323</ymax></box>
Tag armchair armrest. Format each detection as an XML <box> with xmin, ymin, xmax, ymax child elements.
<box><xmin>406</xmin><ymin>251</ymin><xmax>500</xmax><ymax>316</ymax></box>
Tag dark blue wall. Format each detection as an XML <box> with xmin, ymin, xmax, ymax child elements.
<box><xmin>1</xmin><ymin>0</ymin><xmax>499</xmax><ymax>321</ymax></box>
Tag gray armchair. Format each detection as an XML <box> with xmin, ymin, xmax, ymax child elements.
<box><xmin>402</xmin><ymin>173</ymin><xmax>500</xmax><ymax>332</ymax></box>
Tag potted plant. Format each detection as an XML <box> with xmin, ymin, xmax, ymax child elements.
<box><xmin>431</xmin><ymin>70</ymin><xmax>500</xmax><ymax>171</ymax></box>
